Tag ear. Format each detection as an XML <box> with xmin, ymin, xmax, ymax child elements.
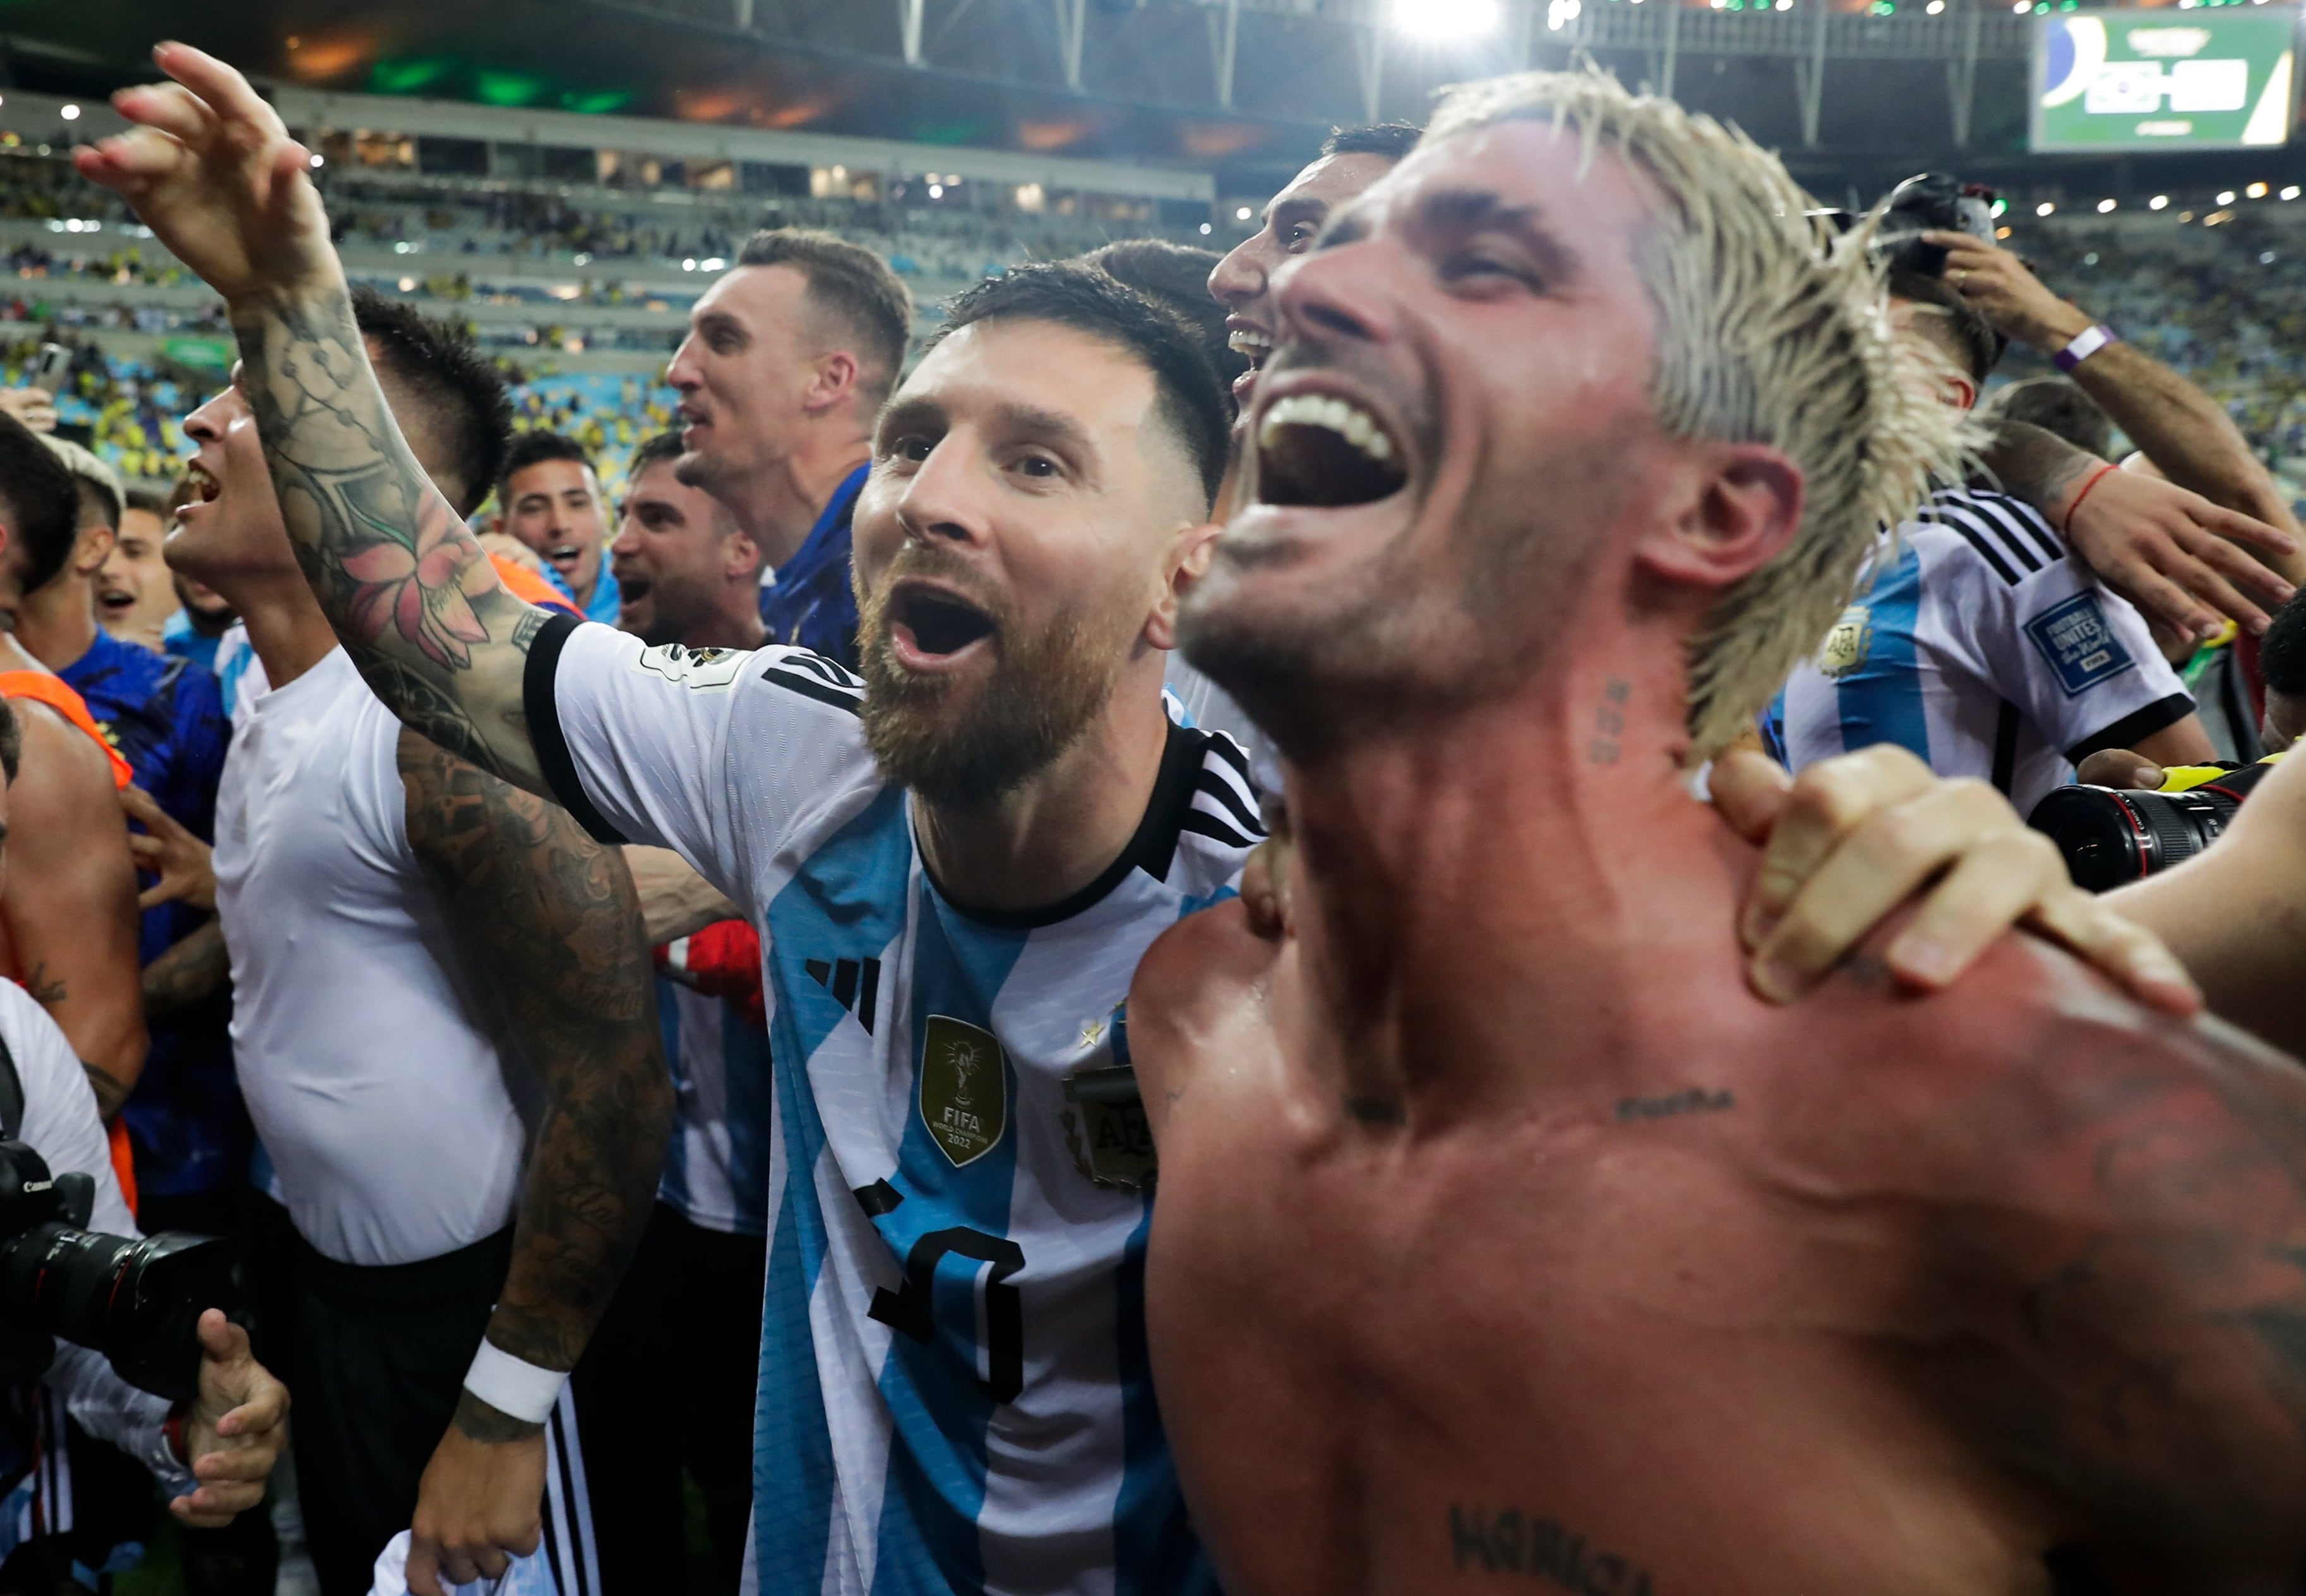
<box><xmin>1634</xmin><ymin>443</ymin><xmax>1803</xmax><ymax>594</ymax></box>
<box><xmin>1146</xmin><ymin>521</ymin><xmax>1222</xmax><ymax>652</ymax></box>
<box><xmin>801</xmin><ymin>352</ymin><xmax>861</xmax><ymax>417</ymax></box>
<box><xmin>723</xmin><ymin>531</ymin><xmax>763</xmax><ymax>583</ymax></box>
<box><xmin>71</xmin><ymin>523</ymin><xmax>115</xmax><ymax>578</ymax></box>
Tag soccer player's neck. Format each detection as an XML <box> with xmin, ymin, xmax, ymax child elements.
<box><xmin>728</xmin><ymin>429</ymin><xmax>869</xmax><ymax>572</ymax></box>
<box><xmin>1280</xmin><ymin>638</ymin><xmax>1755</xmax><ymax>1114</ymax></box>
<box><xmin>911</xmin><ymin>665</ymin><xmax>1175</xmax><ymax>917</ymax></box>
<box><xmin>225</xmin><ymin>569</ymin><xmax>342</xmax><ymax>693</ymax></box>
<box><xmin>11</xmin><ymin>572</ymin><xmax>99</xmax><ymax>675</ymax></box>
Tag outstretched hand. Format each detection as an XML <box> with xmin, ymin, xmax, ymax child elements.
<box><xmin>173</xmin><ymin>1309</ymin><xmax>289</xmax><ymax>1528</ymax></box>
<box><xmin>120</xmin><ymin>783</ymin><xmax>216</xmax><ymax>912</ymax></box>
<box><xmin>2062</xmin><ymin>468</ymin><xmax>2297</xmax><ymax>640</ymax></box>
<box><xmin>1711</xmin><ymin>746</ymin><xmax>2200</xmax><ymax>1015</ymax></box>
<box><xmin>72</xmin><ymin>42</ymin><xmax>338</xmax><ymax>305</ymax></box>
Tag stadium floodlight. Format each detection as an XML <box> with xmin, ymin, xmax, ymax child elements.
<box><xmin>59</xmin><ymin>104</ymin><xmax>78</xmax><ymax>121</ymax></box>
<box><xmin>2248</xmin><ymin>181</ymin><xmax>2269</xmax><ymax>198</ymax></box>
<box><xmin>1236</xmin><ymin>206</ymin><xmax>1253</xmax><ymax>221</ymax></box>
<box><xmin>2285</xmin><ymin>186</ymin><xmax>2302</xmax><ymax>200</ymax></box>
<box><xmin>1198</xmin><ymin>222</ymin><xmax>1213</xmax><ymax>235</ymax></box>
<box><xmin>1926</xmin><ymin>1</ymin><xmax>1944</xmax><ymax>12</ymax></box>
<box><xmin>2036</xmin><ymin>201</ymin><xmax>2056</xmax><ymax>215</ymax></box>
<box><xmin>2219</xmin><ymin>189</ymin><xmax>2238</xmax><ymax>204</ymax></box>
<box><xmin>2097</xmin><ymin>198</ymin><xmax>2116</xmax><ymax>212</ymax></box>
<box><xmin>309</xmin><ymin>153</ymin><xmax>325</xmax><ymax>169</ymax></box>
<box><xmin>1392</xmin><ymin>0</ymin><xmax>1504</xmax><ymax>38</ymax></box>
<box><xmin>683</xmin><ymin>258</ymin><xmax>698</xmax><ymax>271</ymax></box>
<box><xmin>928</xmin><ymin>183</ymin><xmax>944</xmax><ymax>198</ymax></box>
<box><xmin>2150</xmin><ymin>194</ymin><xmax>2168</xmax><ymax>209</ymax></box>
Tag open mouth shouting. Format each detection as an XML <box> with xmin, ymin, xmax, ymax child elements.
<box><xmin>1255</xmin><ymin>390</ymin><xmax>1410</xmax><ymax>509</ymax></box>
<box><xmin>95</xmin><ymin>580</ymin><xmax>138</xmax><ymax>622</ymax></box>
<box><xmin>886</xmin><ymin>580</ymin><xmax>1000</xmax><ymax>674</ymax></box>
<box><xmin>545</xmin><ymin>542</ymin><xmax>587</xmax><ymax>581</ymax></box>
<box><xmin>1226</xmin><ymin>318</ymin><xmax>1273</xmax><ymax>407</ymax></box>
<box><xmin>174</xmin><ymin>460</ymin><xmax>224</xmax><ymax>521</ymax></box>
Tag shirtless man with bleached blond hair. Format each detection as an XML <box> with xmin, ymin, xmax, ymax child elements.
<box><xmin>1133</xmin><ymin>71</ymin><xmax>2306</xmax><ymax>1596</ymax></box>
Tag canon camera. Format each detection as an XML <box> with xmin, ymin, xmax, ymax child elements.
<box><xmin>2028</xmin><ymin>759</ymin><xmax>2279</xmax><ymax>894</ymax></box>
<box><xmin>0</xmin><ymin>1138</ymin><xmax>232</xmax><ymax>1403</ymax></box>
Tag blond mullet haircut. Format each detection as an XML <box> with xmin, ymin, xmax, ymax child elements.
<box><xmin>1425</xmin><ymin>71</ymin><xmax>1973</xmax><ymax>761</ymax></box>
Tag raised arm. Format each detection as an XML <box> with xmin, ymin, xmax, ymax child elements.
<box><xmin>395</xmin><ymin>727</ymin><xmax>671</xmax><ymax>1593</ymax></box>
<box><xmin>1983</xmin><ymin>419</ymin><xmax>2295</xmax><ymax>640</ymax></box>
<box><xmin>75</xmin><ymin>44</ymin><xmax>549</xmax><ymax>792</ymax></box>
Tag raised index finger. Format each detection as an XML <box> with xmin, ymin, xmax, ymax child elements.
<box><xmin>152</xmin><ymin>41</ymin><xmax>279</xmax><ymax>133</ymax></box>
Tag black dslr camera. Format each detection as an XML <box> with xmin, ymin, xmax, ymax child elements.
<box><xmin>0</xmin><ymin>1138</ymin><xmax>232</xmax><ymax>1403</ymax></box>
<box><xmin>1874</xmin><ymin>172</ymin><xmax>2001</xmax><ymax>278</ymax></box>
<box><xmin>2028</xmin><ymin>759</ymin><xmax>2279</xmax><ymax>893</ymax></box>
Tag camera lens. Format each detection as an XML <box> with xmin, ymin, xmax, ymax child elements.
<box><xmin>0</xmin><ymin>1223</ymin><xmax>232</xmax><ymax>1403</ymax></box>
<box><xmin>2028</xmin><ymin>785</ymin><xmax>2240</xmax><ymax>893</ymax></box>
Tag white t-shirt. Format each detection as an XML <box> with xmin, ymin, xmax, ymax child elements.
<box><xmin>528</xmin><ymin>621</ymin><xmax>1258</xmax><ymax>1595</ymax></box>
<box><xmin>213</xmin><ymin>648</ymin><xmax>530</xmax><ymax>1267</ymax></box>
<box><xmin>0</xmin><ymin>982</ymin><xmax>191</xmax><ymax>1498</ymax></box>
<box><xmin>1780</xmin><ymin>487</ymin><xmax>2195</xmax><ymax>815</ymax></box>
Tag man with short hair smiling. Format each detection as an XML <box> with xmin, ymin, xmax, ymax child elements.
<box><xmin>667</xmin><ymin>227</ymin><xmax>912</xmax><ymax>667</ymax></box>
<box><xmin>79</xmin><ymin>54</ymin><xmax>1262</xmax><ymax>1588</ymax></box>
<box><xmin>1133</xmin><ymin>73</ymin><xmax>2306</xmax><ymax>1595</ymax></box>
<box><xmin>497</xmin><ymin>432</ymin><xmax>617</xmax><ymax>624</ymax></box>
<box><xmin>97</xmin><ymin>486</ymin><xmax>182</xmax><ymax>652</ymax></box>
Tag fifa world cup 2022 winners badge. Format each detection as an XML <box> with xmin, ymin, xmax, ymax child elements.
<box><xmin>920</xmin><ymin>1015</ymin><xmax>1010</xmax><ymax>1167</ymax></box>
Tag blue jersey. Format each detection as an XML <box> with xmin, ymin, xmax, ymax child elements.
<box><xmin>62</xmin><ymin>630</ymin><xmax>242</xmax><ymax>1196</ymax></box>
<box><xmin>760</xmin><ymin>464</ymin><xmax>867</xmax><ymax>670</ymax></box>
<box><xmin>530</xmin><ymin>618</ymin><xmax>1259</xmax><ymax>1595</ymax></box>
<box><xmin>1780</xmin><ymin>487</ymin><xmax>2194</xmax><ymax>815</ymax></box>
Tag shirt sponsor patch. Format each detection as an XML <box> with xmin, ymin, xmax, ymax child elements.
<box><xmin>633</xmin><ymin>643</ymin><xmax>746</xmax><ymax>692</ymax></box>
<box><xmin>2023</xmin><ymin>592</ymin><xmax>2136</xmax><ymax>697</ymax></box>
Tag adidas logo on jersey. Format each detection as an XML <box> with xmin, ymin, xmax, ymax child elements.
<box><xmin>805</xmin><ymin>956</ymin><xmax>881</xmax><ymax>1034</ymax></box>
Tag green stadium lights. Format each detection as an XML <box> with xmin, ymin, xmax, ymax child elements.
<box><xmin>474</xmin><ymin>70</ymin><xmax>549</xmax><ymax>108</ymax></box>
<box><xmin>2033</xmin><ymin>4</ymin><xmax>2049</xmax><ymax>15</ymax></box>
<box><xmin>1991</xmin><ymin>197</ymin><xmax>2007</xmax><ymax>216</ymax></box>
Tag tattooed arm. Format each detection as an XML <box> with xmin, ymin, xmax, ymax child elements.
<box><xmin>397</xmin><ymin>728</ymin><xmax>671</xmax><ymax>1593</ymax></box>
<box><xmin>77</xmin><ymin>46</ymin><xmax>551</xmax><ymax>794</ymax></box>
<box><xmin>1918</xmin><ymin>995</ymin><xmax>2306</xmax><ymax>1588</ymax></box>
<box><xmin>0</xmin><ymin>703</ymin><xmax>147</xmax><ymax>1117</ymax></box>
<box><xmin>1984</xmin><ymin>419</ymin><xmax>2296</xmax><ymax>639</ymax></box>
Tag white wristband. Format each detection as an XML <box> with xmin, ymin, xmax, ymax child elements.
<box><xmin>2054</xmin><ymin>322</ymin><xmax>2116</xmax><ymax>372</ymax></box>
<box><xmin>463</xmin><ymin>1340</ymin><xmax>567</xmax><ymax>1425</ymax></box>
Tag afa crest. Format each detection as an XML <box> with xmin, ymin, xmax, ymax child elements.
<box><xmin>919</xmin><ymin>1016</ymin><xmax>1009</xmax><ymax>1167</ymax></box>
<box><xmin>1816</xmin><ymin>605</ymin><xmax>1873</xmax><ymax>679</ymax></box>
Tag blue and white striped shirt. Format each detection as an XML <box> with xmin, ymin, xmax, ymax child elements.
<box><xmin>531</xmin><ymin>619</ymin><xmax>1260</xmax><ymax>1595</ymax></box>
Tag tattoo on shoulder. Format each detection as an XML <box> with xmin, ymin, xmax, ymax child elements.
<box><xmin>1615</xmin><ymin>1087</ymin><xmax>1735</xmax><ymax>1124</ymax></box>
<box><xmin>1450</xmin><ymin>1504</ymin><xmax>1658</xmax><ymax>1594</ymax></box>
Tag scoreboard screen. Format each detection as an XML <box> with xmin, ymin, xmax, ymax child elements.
<box><xmin>2033</xmin><ymin>8</ymin><xmax>2297</xmax><ymax>150</ymax></box>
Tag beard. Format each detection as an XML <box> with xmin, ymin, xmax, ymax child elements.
<box><xmin>854</xmin><ymin>547</ymin><xmax>1128</xmax><ymax>809</ymax></box>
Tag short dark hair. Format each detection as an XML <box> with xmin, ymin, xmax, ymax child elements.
<box><xmin>350</xmin><ymin>285</ymin><xmax>514</xmax><ymax>518</ymax></box>
<box><xmin>929</xmin><ymin>263</ymin><xmax>1231</xmax><ymax>508</ymax></box>
<box><xmin>626</xmin><ymin>430</ymin><xmax>686</xmax><ymax>479</ymax></box>
<box><xmin>0</xmin><ymin>698</ymin><xmax>18</xmax><ymax>784</ymax></box>
<box><xmin>1321</xmin><ymin>122</ymin><xmax>1423</xmax><ymax>162</ymax></box>
<box><xmin>499</xmin><ymin>431</ymin><xmax>594</xmax><ymax>506</ymax></box>
<box><xmin>0</xmin><ymin>412</ymin><xmax>85</xmax><ymax>592</ymax></box>
<box><xmin>2262</xmin><ymin>591</ymin><xmax>2306</xmax><ymax>698</ymax></box>
<box><xmin>1080</xmin><ymin>239</ymin><xmax>1247</xmax><ymax>412</ymax></box>
<box><xmin>126</xmin><ymin>485</ymin><xmax>170</xmax><ymax>518</ymax></box>
<box><xmin>1983</xmin><ymin>376</ymin><xmax>2113</xmax><ymax>461</ymax></box>
<box><xmin>1887</xmin><ymin>268</ymin><xmax>2005</xmax><ymax>385</ymax></box>
<box><xmin>735</xmin><ymin>229</ymin><xmax>914</xmax><ymax>409</ymax></box>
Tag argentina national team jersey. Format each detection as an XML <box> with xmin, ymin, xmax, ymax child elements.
<box><xmin>527</xmin><ymin>615</ymin><xmax>1260</xmax><ymax>1595</ymax></box>
<box><xmin>1779</xmin><ymin>487</ymin><xmax>2194</xmax><ymax>816</ymax></box>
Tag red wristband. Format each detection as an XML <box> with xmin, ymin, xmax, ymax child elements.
<box><xmin>2060</xmin><ymin>462</ymin><xmax>2120</xmax><ymax>533</ymax></box>
<box><xmin>164</xmin><ymin>1405</ymin><xmax>188</xmax><ymax>1465</ymax></box>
